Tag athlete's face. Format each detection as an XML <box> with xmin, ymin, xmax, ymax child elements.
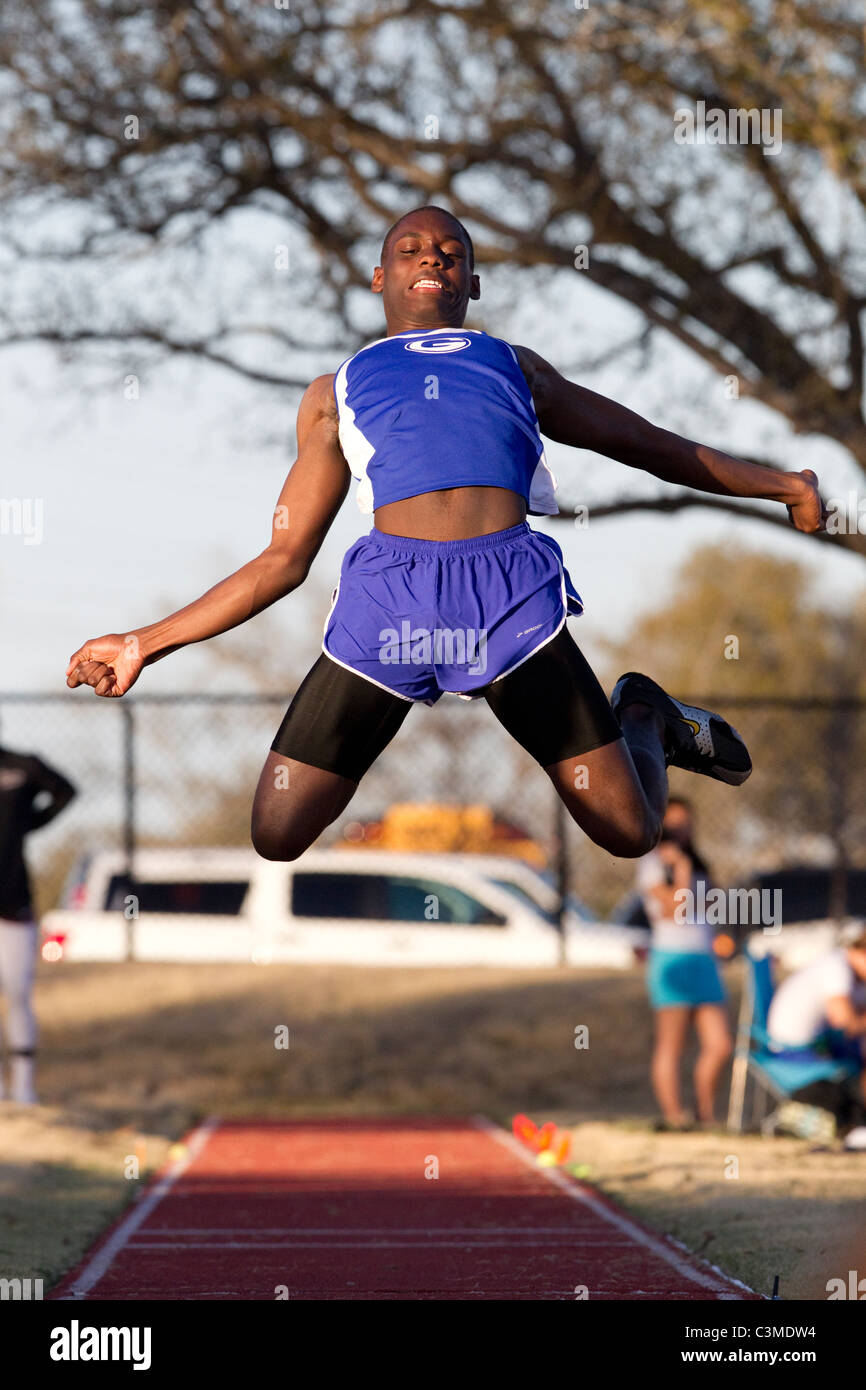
<box><xmin>372</xmin><ymin>213</ymin><xmax>480</xmax><ymax>333</ymax></box>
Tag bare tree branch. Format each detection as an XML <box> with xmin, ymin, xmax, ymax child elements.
<box><xmin>0</xmin><ymin>0</ymin><xmax>864</xmax><ymax>535</ymax></box>
<box><xmin>0</xmin><ymin>328</ymin><xmax>316</xmax><ymax>390</ymax></box>
<box><xmin>552</xmin><ymin>490</ymin><xmax>866</xmax><ymax>559</ymax></box>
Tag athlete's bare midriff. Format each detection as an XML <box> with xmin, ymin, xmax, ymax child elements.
<box><xmin>373</xmin><ymin>485</ymin><xmax>527</xmax><ymax>540</ymax></box>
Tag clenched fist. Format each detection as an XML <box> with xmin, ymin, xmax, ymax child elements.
<box><xmin>66</xmin><ymin>633</ymin><xmax>146</xmax><ymax>698</ymax></box>
<box><xmin>786</xmin><ymin>468</ymin><xmax>827</xmax><ymax>534</ymax></box>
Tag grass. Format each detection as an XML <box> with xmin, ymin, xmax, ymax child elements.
<box><xmin>556</xmin><ymin>1121</ymin><xmax>866</xmax><ymax>1301</ymax></box>
<box><xmin>0</xmin><ymin>1111</ymin><xmax>171</xmax><ymax>1291</ymax></box>
<box><xmin>0</xmin><ymin>956</ymin><xmax>863</xmax><ymax>1298</ymax></box>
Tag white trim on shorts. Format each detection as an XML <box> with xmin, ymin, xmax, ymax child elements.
<box><xmin>320</xmin><ymin>535</ymin><xmax>581</xmax><ymax>706</ymax></box>
<box><xmin>320</xmin><ymin>576</ymin><xmax>417</xmax><ymax>703</ymax></box>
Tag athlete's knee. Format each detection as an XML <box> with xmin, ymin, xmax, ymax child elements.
<box><xmin>252</xmin><ymin>832</ymin><xmax>305</xmax><ymax>862</ymax></box>
<box><xmin>587</xmin><ymin>807</ymin><xmax>661</xmax><ymax>859</ymax></box>
<box><xmin>252</xmin><ymin>829</ymin><xmax>310</xmax><ymax>862</ymax></box>
<box><xmin>595</xmin><ymin>830</ymin><xmax>657</xmax><ymax>859</ymax></box>
<box><xmin>250</xmin><ymin>807</ymin><xmax>312</xmax><ymax>862</ymax></box>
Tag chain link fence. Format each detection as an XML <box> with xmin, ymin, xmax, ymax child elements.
<box><xmin>3</xmin><ymin>692</ymin><xmax>866</xmax><ymax>926</ymax></box>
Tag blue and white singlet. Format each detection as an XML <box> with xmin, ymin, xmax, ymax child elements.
<box><xmin>333</xmin><ymin>328</ymin><xmax>559</xmax><ymax>515</ymax></box>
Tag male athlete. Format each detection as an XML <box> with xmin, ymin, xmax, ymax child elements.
<box><xmin>66</xmin><ymin>206</ymin><xmax>825</xmax><ymax>864</ymax></box>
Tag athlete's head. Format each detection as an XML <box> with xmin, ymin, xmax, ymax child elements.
<box><xmin>372</xmin><ymin>206</ymin><xmax>480</xmax><ymax>333</ymax></box>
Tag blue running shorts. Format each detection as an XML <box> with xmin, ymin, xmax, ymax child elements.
<box><xmin>322</xmin><ymin>522</ymin><xmax>583</xmax><ymax>704</ymax></box>
<box><xmin>647</xmin><ymin>948</ymin><xmax>727</xmax><ymax>1009</ymax></box>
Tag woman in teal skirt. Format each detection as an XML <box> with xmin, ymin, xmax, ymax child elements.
<box><xmin>636</xmin><ymin>797</ymin><xmax>732</xmax><ymax>1130</ymax></box>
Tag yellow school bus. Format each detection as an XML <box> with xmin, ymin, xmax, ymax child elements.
<box><xmin>338</xmin><ymin>802</ymin><xmax>547</xmax><ymax>867</ymax></box>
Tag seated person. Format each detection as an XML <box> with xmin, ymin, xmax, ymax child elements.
<box><xmin>766</xmin><ymin>927</ymin><xmax>866</xmax><ymax>1146</ymax></box>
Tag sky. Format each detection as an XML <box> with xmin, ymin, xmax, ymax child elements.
<box><xmin>3</xmin><ymin>245</ymin><xmax>866</xmax><ymax>700</ymax></box>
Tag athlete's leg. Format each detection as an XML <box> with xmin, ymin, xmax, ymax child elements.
<box><xmin>546</xmin><ymin>706</ymin><xmax>668</xmax><ymax>858</ymax></box>
<box><xmin>0</xmin><ymin>919</ymin><xmax>39</xmax><ymax>1104</ymax></box>
<box><xmin>483</xmin><ymin>628</ymin><xmax>666</xmax><ymax>857</ymax></box>
<box><xmin>651</xmin><ymin>1005</ymin><xmax>692</xmax><ymax>1126</ymax></box>
<box><xmin>251</xmin><ymin>654</ymin><xmax>413</xmax><ymax>861</ymax></box>
<box><xmin>252</xmin><ymin>754</ymin><xmax>359</xmax><ymax>862</ymax></box>
<box><xmin>692</xmin><ymin>1002</ymin><xmax>733</xmax><ymax>1124</ymax></box>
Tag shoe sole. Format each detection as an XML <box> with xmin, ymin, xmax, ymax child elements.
<box><xmin>612</xmin><ymin>671</ymin><xmax>751</xmax><ymax>785</ymax></box>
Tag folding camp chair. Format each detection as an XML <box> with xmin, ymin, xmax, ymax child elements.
<box><xmin>727</xmin><ymin>943</ymin><xmax>860</xmax><ymax>1133</ymax></box>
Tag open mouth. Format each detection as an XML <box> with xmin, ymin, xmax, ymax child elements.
<box><xmin>410</xmin><ymin>278</ymin><xmax>449</xmax><ymax>293</ymax></box>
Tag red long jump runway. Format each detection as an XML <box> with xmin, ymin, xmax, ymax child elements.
<box><xmin>51</xmin><ymin>1117</ymin><xmax>759</xmax><ymax>1301</ymax></box>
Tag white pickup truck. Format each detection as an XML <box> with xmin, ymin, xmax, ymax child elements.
<box><xmin>41</xmin><ymin>847</ymin><xmax>643</xmax><ymax>969</ymax></box>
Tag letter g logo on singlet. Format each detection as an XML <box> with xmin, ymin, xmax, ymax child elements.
<box><xmin>404</xmin><ymin>336</ymin><xmax>472</xmax><ymax>354</ymax></box>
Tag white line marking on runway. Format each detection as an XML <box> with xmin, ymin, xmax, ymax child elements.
<box><xmin>127</xmin><ymin>1238</ymin><xmax>632</xmax><ymax>1250</ymax></box>
<box><xmin>136</xmin><ymin>1226</ymin><xmax>629</xmax><ymax>1237</ymax></box>
<box><xmin>471</xmin><ymin>1114</ymin><xmax>753</xmax><ymax>1298</ymax></box>
<box><xmin>57</xmin><ymin>1115</ymin><xmax>221</xmax><ymax>1300</ymax></box>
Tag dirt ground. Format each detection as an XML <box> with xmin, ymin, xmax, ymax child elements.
<box><xmin>1</xmin><ymin>957</ymin><xmax>863</xmax><ymax>1298</ymax></box>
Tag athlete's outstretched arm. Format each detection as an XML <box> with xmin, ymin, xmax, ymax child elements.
<box><xmin>66</xmin><ymin>376</ymin><xmax>349</xmax><ymax>697</ymax></box>
<box><xmin>514</xmin><ymin>345</ymin><xmax>825</xmax><ymax>534</ymax></box>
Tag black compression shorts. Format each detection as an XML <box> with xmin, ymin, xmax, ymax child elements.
<box><xmin>270</xmin><ymin>627</ymin><xmax>622</xmax><ymax>783</ymax></box>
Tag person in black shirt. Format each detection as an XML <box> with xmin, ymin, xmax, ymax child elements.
<box><xmin>0</xmin><ymin>732</ymin><xmax>76</xmax><ymax>1103</ymax></box>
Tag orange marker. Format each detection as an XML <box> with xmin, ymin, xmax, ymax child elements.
<box><xmin>512</xmin><ymin>1114</ymin><xmax>537</xmax><ymax>1145</ymax></box>
<box><xmin>553</xmin><ymin>1133</ymin><xmax>571</xmax><ymax>1163</ymax></box>
<box><xmin>534</xmin><ymin>1121</ymin><xmax>557</xmax><ymax>1152</ymax></box>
